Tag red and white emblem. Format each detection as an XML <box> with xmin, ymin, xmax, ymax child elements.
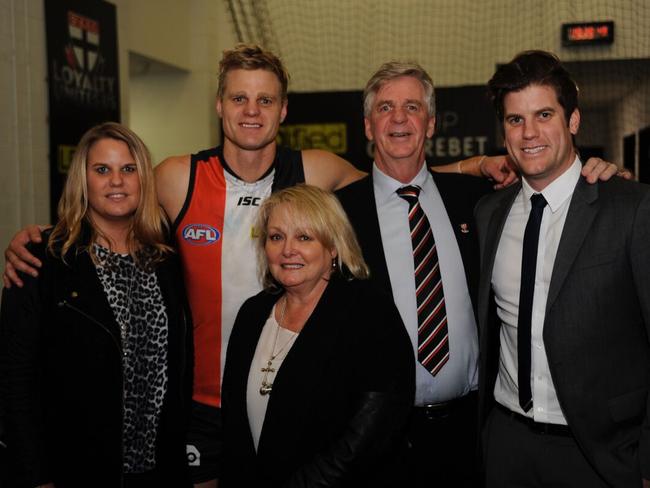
<box><xmin>66</xmin><ymin>11</ymin><xmax>100</xmax><ymax>72</ymax></box>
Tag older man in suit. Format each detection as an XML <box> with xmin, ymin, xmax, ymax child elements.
<box><xmin>336</xmin><ymin>62</ymin><xmax>494</xmax><ymax>487</ymax></box>
<box><xmin>475</xmin><ymin>50</ymin><xmax>650</xmax><ymax>487</ymax></box>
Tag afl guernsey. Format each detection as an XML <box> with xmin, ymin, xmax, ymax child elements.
<box><xmin>174</xmin><ymin>146</ymin><xmax>304</xmax><ymax>408</ymax></box>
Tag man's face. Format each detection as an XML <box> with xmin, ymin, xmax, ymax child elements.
<box><xmin>503</xmin><ymin>83</ymin><xmax>580</xmax><ymax>191</ymax></box>
<box><xmin>217</xmin><ymin>68</ymin><xmax>287</xmax><ymax>152</ymax></box>
<box><xmin>364</xmin><ymin>76</ymin><xmax>435</xmax><ymax>174</ymax></box>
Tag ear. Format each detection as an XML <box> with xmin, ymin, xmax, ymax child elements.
<box><xmin>216</xmin><ymin>96</ymin><xmax>223</xmax><ymax>118</ymax></box>
<box><xmin>364</xmin><ymin>117</ymin><xmax>374</xmax><ymax>141</ymax></box>
<box><xmin>426</xmin><ymin>115</ymin><xmax>436</xmax><ymax>138</ymax></box>
<box><xmin>280</xmin><ymin>99</ymin><xmax>288</xmax><ymax>123</ymax></box>
<box><xmin>569</xmin><ymin>108</ymin><xmax>580</xmax><ymax>135</ymax></box>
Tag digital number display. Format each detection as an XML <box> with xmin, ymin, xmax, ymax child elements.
<box><xmin>562</xmin><ymin>21</ymin><xmax>614</xmax><ymax>46</ymax></box>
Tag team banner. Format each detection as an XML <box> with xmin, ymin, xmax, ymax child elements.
<box><xmin>44</xmin><ymin>0</ymin><xmax>120</xmax><ymax>221</ymax></box>
<box><xmin>279</xmin><ymin>86</ymin><xmax>497</xmax><ymax>172</ymax></box>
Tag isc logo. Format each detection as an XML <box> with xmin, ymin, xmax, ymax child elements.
<box><xmin>182</xmin><ymin>224</ymin><xmax>221</xmax><ymax>246</ymax></box>
<box><xmin>237</xmin><ymin>196</ymin><xmax>261</xmax><ymax>206</ymax></box>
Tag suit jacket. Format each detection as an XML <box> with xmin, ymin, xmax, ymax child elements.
<box><xmin>221</xmin><ymin>277</ymin><xmax>415</xmax><ymax>487</ymax></box>
<box><xmin>336</xmin><ymin>171</ymin><xmax>493</xmax><ymax>318</ymax></box>
<box><xmin>475</xmin><ymin>177</ymin><xmax>650</xmax><ymax>487</ymax></box>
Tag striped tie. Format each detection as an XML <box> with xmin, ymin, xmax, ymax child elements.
<box><xmin>397</xmin><ymin>186</ymin><xmax>449</xmax><ymax>376</ymax></box>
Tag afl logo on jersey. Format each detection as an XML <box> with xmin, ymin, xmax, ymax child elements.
<box><xmin>182</xmin><ymin>224</ymin><xmax>221</xmax><ymax>245</ymax></box>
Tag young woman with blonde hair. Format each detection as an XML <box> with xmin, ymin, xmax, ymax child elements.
<box><xmin>1</xmin><ymin>122</ymin><xmax>192</xmax><ymax>488</ymax></box>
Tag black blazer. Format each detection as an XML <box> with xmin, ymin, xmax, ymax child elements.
<box><xmin>336</xmin><ymin>171</ymin><xmax>492</xmax><ymax>316</ymax></box>
<box><xmin>475</xmin><ymin>177</ymin><xmax>650</xmax><ymax>486</ymax></box>
<box><xmin>0</xmin><ymin>234</ymin><xmax>193</xmax><ymax>488</ymax></box>
<box><xmin>221</xmin><ymin>277</ymin><xmax>415</xmax><ymax>487</ymax></box>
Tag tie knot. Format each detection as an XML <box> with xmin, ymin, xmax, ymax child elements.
<box><xmin>530</xmin><ymin>193</ymin><xmax>547</xmax><ymax>209</ymax></box>
<box><xmin>397</xmin><ymin>185</ymin><xmax>421</xmax><ymax>202</ymax></box>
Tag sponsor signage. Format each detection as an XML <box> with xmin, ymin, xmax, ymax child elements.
<box><xmin>279</xmin><ymin>91</ymin><xmax>368</xmax><ymax>171</ymax></box>
<box><xmin>273</xmin><ymin>87</ymin><xmax>496</xmax><ymax>172</ymax></box>
<box><xmin>44</xmin><ymin>0</ymin><xmax>121</xmax><ymax>221</ymax></box>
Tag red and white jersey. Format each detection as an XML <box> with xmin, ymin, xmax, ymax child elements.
<box><xmin>174</xmin><ymin>146</ymin><xmax>304</xmax><ymax>407</ymax></box>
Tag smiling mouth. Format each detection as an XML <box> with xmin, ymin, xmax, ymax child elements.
<box><xmin>240</xmin><ymin>123</ymin><xmax>262</xmax><ymax>128</ymax></box>
<box><xmin>389</xmin><ymin>131</ymin><xmax>411</xmax><ymax>138</ymax></box>
<box><xmin>522</xmin><ymin>145</ymin><xmax>547</xmax><ymax>154</ymax></box>
<box><xmin>106</xmin><ymin>193</ymin><xmax>128</xmax><ymax>200</ymax></box>
<box><xmin>281</xmin><ymin>264</ymin><xmax>304</xmax><ymax>269</ymax></box>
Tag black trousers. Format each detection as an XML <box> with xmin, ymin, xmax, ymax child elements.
<box><xmin>483</xmin><ymin>405</ymin><xmax>609</xmax><ymax>488</ymax></box>
<box><xmin>407</xmin><ymin>391</ymin><xmax>480</xmax><ymax>488</ymax></box>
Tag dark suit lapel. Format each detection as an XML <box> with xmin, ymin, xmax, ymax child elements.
<box><xmin>431</xmin><ymin>171</ymin><xmax>486</xmax><ymax>308</ymax></box>
<box><xmin>340</xmin><ymin>176</ymin><xmax>393</xmax><ymax>298</ymax></box>
<box><xmin>480</xmin><ymin>184</ymin><xmax>520</xmax><ymax>294</ymax></box>
<box><xmin>546</xmin><ymin>178</ymin><xmax>599</xmax><ymax>311</ymax></box>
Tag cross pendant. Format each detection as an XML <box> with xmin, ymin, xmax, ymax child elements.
<box><xmin>261</xmin><ymin>361</ymin><xmax>275</xmax><ymax>374</ymax></box>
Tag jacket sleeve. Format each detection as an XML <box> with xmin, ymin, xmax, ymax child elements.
<box><xmin>284</xmin><ymin>287</ymin><xmax>415</xmax><ymax>488</ymax></box>
<box><xmin>632</xmin><ymin>190</ymin><xmax>650</xmax><ymax>481</ymax></box>
<box><xmin>284</xmin><ymin>391</ymin><xmax>412</xmax><ymax>488</ymax></box>
<box><xmin>1</xmin><ymin>270</ymin><xmax>51</xmax><ymax>487</ymax></box>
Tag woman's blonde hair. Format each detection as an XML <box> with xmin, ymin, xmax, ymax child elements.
<box><xmin>255</xmin><ymin>184</ymin><xmax>369</xmax><ymax>289</ymax></box>
<box><xmin>48</xmin><ymin>122</ymin><xmax>171</xmax><ymax>266</ymax></box>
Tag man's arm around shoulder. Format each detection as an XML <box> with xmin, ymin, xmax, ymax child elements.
<box><xmin>154</xmin><ymin>155</ymin><xmax>191</xmax><ymax>223</ymax></box>
<box><xmin>302</xmin><ymin>150</ymin><xmax>366</xmax><ymax>191</ymax></box>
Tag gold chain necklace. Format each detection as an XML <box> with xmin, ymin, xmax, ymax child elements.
<box><xmin>259</xmin><ymin>296</ymin><xmax>298</xmax><ymax>395</ymax></box>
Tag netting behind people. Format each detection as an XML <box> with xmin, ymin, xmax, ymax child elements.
<box><xmin>224</xmin><ymin>0</ymin><xmax>650</xmax><ymax>175</ymax></box>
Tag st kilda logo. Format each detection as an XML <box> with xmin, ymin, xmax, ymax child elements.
<box><xmin>51</xmin><ymin>10</ymin><xmax>118</xmax><ymax>110</ymax></box>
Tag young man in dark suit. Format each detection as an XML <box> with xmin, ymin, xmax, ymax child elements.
<box><xmin>475</xmin><ymin>50</ymin><xmax>650</xmax><ymax>487</ymax></box>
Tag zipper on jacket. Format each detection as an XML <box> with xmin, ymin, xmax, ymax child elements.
<box><xmin>58</xmin><ymin>299</ymin><xmax>126</xmax><ymax>487</ymax></box>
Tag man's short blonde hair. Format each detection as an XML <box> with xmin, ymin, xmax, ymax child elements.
<box><xmin>218</xmin><ymin>43</ymin><xmax>289</xmax><ymax>100</ymax></box>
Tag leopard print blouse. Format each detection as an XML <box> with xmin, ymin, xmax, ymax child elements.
<box><xmin>94</xmin><ymin>245</ymin><xmax>169</xmax><ymax>474</ymax></box>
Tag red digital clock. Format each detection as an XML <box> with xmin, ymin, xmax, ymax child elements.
<box><xmin>562</xmin><ymin>21</ymin><xmax>614</xmax><ymax>46</ymax></box>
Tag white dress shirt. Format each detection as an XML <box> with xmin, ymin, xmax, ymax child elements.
<box><xmin>491</xmin><ymin>157</ymin><xmax>582</xmax><ymax>424</ymax></box>
<box><xmin>373</xmin><ymin>162</ymin><xmax>478</xmax><ymax>405</ymax></box>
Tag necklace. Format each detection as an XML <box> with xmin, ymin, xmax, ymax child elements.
<box><xmin>259</xmin><ymin>296</ymin><xmax>298</xmax><ymax>395</ymax></box>
<box><xmin>96</xmin><ymin>244</ymin><xmax>136</xmax><ymax>358</ymax></box>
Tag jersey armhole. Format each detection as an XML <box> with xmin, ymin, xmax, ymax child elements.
<box><xmin>171</xmin><ymin>157</ymin><xmax>198</xmax><ymax>232</ymax></box>
<box><xmin>271</xmin><ymin>147</ymin><xmax>305</xmax><ymax>192</ymax></box>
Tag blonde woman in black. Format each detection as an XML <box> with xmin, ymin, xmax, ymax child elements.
<box><xmin>1</xmin><ymin>123</ymin><xmax>192</xmax><ymax>488</ymax></box>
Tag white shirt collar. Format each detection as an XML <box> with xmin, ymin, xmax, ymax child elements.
<box><xmin>372</xmin><ymin>161</ymin><xmax>430</xmax><ymax>205</ymax></box>
<box><xmin>521</xmin><ymin>156</ymin><xmax>581</xmax><ymax>213</ymax></box>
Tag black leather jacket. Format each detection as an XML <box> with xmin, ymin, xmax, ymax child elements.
<box><xmin>0</xmin><ymin>232</ymin><xmax>193</xmax><ymax>487</ymax></box>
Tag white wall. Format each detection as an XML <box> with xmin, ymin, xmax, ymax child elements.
<box><xmin>0</xmin><ymin>0</ymin><xmax>49</xmax><ymax>254</ymax></box>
